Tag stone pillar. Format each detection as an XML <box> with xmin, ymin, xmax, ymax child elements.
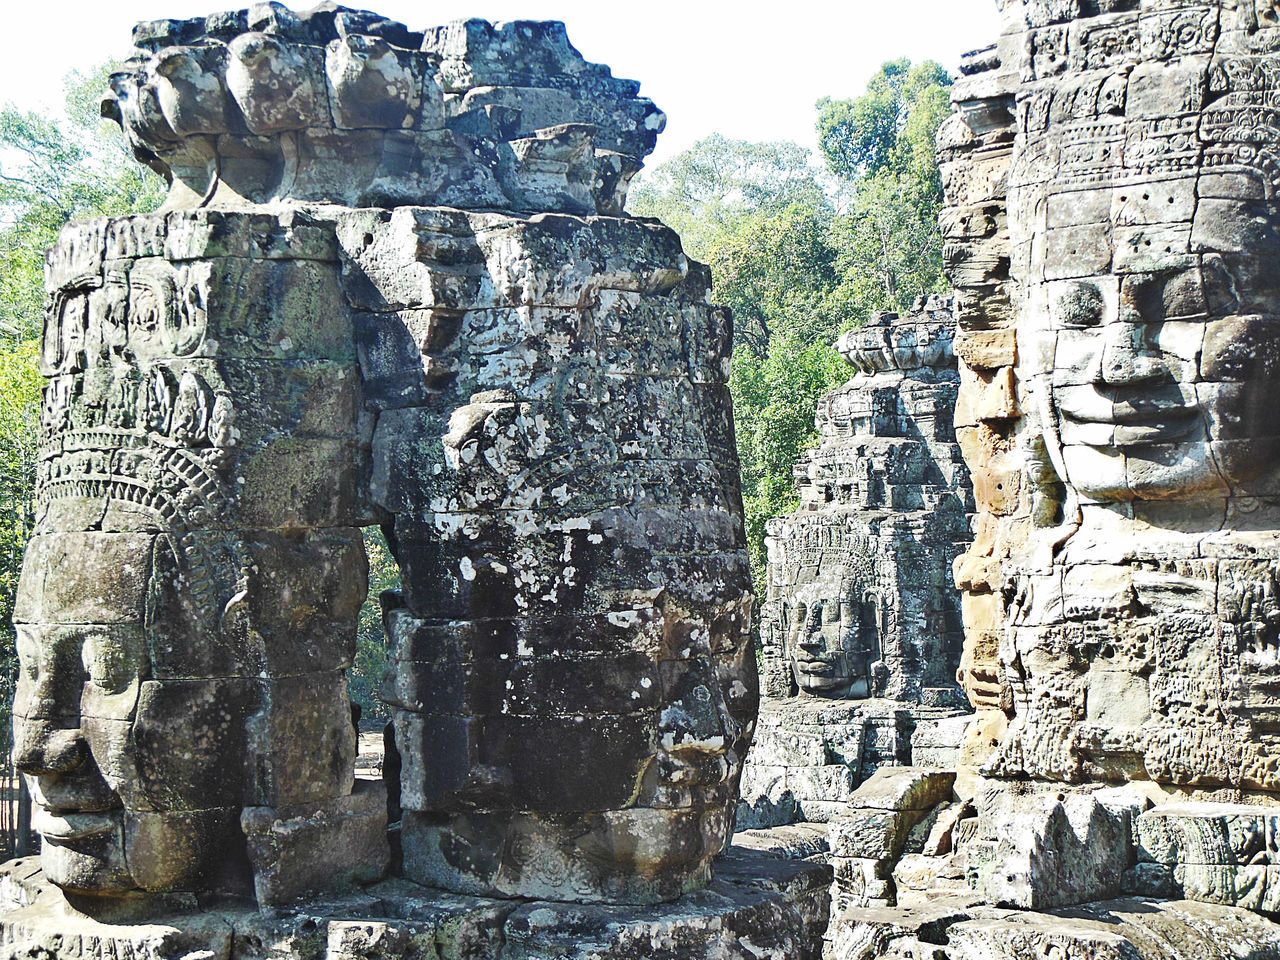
<box><xmin>349</xmin><ymin>208</ymin><xmax>755</xmax><ymax>904</ymax></box>
<box><xmin>15</xmin><ymin>209</ymin><xmax>384</xmax><ymax>905</ymax></box>
<box><xmin>10</xmin><ymin>3</ymin><xmax>755</xmax><ymax>911</ymax></box>
<box><xmin>935</xmin><ymin>21</ymin><xmax>1024</xmax><ymax>795</ymax></box>
<box><xmin>930</xmin><ymin>0</ymin><xmax>1280</xmax><ymax>929</ymax></box>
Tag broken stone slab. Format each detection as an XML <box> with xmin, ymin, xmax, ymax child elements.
<box><xmin>910</xmin><ymin>715</ymin><xmax>975</xmax><ymax>772</ymax></box>
<box><xmin>679</xmin><ymin>852</ymin><xmax>831</xmax><ymax>960</ymax></box>
<box><xmin>241</xmin><ymin>779</ymin><xmax>389</xmax><ymax>909</ymax></box>
<box><xmin>1129</xmin><ymin>801</ymin><xmax>1280</xmax><ymax>912</ymax></box>
<box><xmin>729</xmin><ymin>824</ymin><xmax>830</xmax><ymax>862</ymax></box>
<box><xmin>848</xmin><ymin>767</ymin><xmax>956</xmax><ymax>813</ymax></box>
<box><xmin>831</xmin><ymin>855</ymin><xmax>896</xmax><ymax>910</ymax></box>
<box><xmin>830</xmin><ymin>809</ymin><xmax>927</xmax><ymax>862</ymax></box>
<box><xmin>827</xmin><ymin>770</ymin><xmax>960</xmax><ymax>909</ymax></box>
<box><xmin>825</xmin><ymin>894</ymin><xmax>994</xmax><ymax>960</ymax></box>
<box><xmin>969</xmin><ymin>785</ymin><xmax>1147</xmax><ymax>911</ymax></box>
<box><xmin>946</xmin><ymin>897</ymin><xmax>1280</xmax><ymax>960</ymax></box>
<box><xmin>892</xmin><ymin>852</ymin><xmax>974</xmax><ymax>900</ymax></box>
<box><xmin>0</xmin><ymin>853</ymin><xmax>828</xmax><ymax>960</ymax></box>
<box><xmin>500</xmin><ymin>873</ymin><xmax>827</xmax><ymax>960</ymax></box>
<box><xmin>1136</xmin><ymin>801</ymin><xmax>1280</xmax><ymax>867</ymax></box>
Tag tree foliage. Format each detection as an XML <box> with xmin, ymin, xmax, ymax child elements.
<box><xmin>630</xmin><ymin>58</ymin><xmax>953</xmax><ymax>580</ymax></box>
<box><xmin>0</xmin><ymin>340</ymin><xmax>41</xmax><ymax>719</ymax></box>
<box><xmin>816</xmin><ymin>58</ymin><xmax>952</xmax><ymax>185</ymax></box>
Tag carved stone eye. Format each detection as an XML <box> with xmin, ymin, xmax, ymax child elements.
<box><xmin>1055</xmin><ymin>282</ymin><xmax>1105</xmax><ymax>329</ymax></box>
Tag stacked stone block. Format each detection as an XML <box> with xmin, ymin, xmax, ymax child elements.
<box><xmin>738</xmin><ymin>299</ymin><xmax>973</xmax><ymax>831</ymax></box>
<box><xmin>9</xmin><ymin>0</ymin><xmax>761</xmax><ymax>924</ymax></box>
<box><xmin>339</xmin><ymin>206</ymin><xmax>755</xmax><ymax>904</ymax></box>
<box><xmin>14</xmin><ymin>210</ymin><xmax>386</xmax><ymax>905</ymax></box>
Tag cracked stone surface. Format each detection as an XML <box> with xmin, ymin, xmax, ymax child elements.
<box><xmin>11</xmin><ymin>3</ymin><xmax>754</xmax><ymax>915</ymax></box>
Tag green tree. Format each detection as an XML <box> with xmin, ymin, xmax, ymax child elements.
<box><xmin>816</xmin><ymin>58</ymin><xmax>952</xmax><ymax>184</ymax></box>
<box><xmin>629</xmin><ymin>134</ymin><xmax>826</xmax><ymax>260</ymax></box>
<box><xmin>351</xmin><ymin>528</ymin><xmax>399</xmax><ymax>727</ymax></box>
<box><xmin>0</xmin><ymin>341</ymin><xmax>42</xmax><ymax>719</ymax></box>
<box><xmin>630</xmin><ymin>59</ymin><xmax>955</xmax><ymax>581</ymax></box>
<box><xmin>818</xmin><ymin>59</ymin><xmax>953</xmax><ymax>319</ymax></box>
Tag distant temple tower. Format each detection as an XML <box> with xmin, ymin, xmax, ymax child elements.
<box><xmin>740</xmin><ymin>296</ymin><xmax>973</xmax><ymax>829</ymax></box>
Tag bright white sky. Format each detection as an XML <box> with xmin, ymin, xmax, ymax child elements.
<box><xmin>0</xmin><ymin>0</ymin><xmax>1004</xmax><ymax>169</ymax></box>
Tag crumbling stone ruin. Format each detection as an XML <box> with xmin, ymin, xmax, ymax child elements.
<box><xmin>0</xmin><ymin>6</ymin><xmax>831</xmax><ymax>957</ymax></box>
<box><xmin>737</xmin><ymin>299</ymin><xmax>973</xmax><ymax>835</ymax></box>
<box><xmin>822</xmin><ymin>0</ymin><xmax>1280</xmax><ymax>955</ymax></box>
<box><xmin>14</xmin><ymin>1</ymin><xmax>1280</xmax><ymax>958</ymax></box>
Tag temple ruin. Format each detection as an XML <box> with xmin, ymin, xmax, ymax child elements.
<box><xmin>0</xmin><ymin>6</ymin><xmax>828</xmax><ymax>955</ymax></box>
<box><xmin>738</xmin><ymin>297</ymin><xmax>973</xmax><ymax>834</ymax></box>
<box><xmin>10</xmin><ymin>1</ymin><xmax>1280</xmax><ymax>958</ymax></box>
<box><xmin>824</xmin><ymin>0</ymin><xmax>1280</xmax><ymax>955</ymax></box>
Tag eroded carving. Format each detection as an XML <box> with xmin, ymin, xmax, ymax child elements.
<box><xmin>103</xmin><ymin>4</ymin><xmax>662</xmax><ymax>213</ymax></box>
<box><xmin>738</xmin><ymin>299</ymin><xmax>972</xmax><ymax>830</ymax></box>
<box><xmin>10</xmin><ymin>4</ymin><xmax>752</xmax><ymax>918</ymax></box>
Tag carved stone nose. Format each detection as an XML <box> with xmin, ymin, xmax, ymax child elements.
<box><xmin>13</xmin><ymin>720</ymin><xmax>86</xmax><ymax>777</ymax></box>
<box><xmin>1096</xmin><ymin>323</ymin><xmax>1162</xmax><ymax>385</ymax></box>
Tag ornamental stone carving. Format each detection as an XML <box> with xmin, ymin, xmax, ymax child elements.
<box><xmin>944</xmin><ymin>0</ymin><xmax>1280</xmax><ymax>798</ymax></box>
<box><xmin>104</xmin><ymin>5</ymin><xmax>662</xmax><ymax>214</ymax></box>
<box><xmin>8</xmin><ymin>3</ymin><xmax>755</xmax><ymax>916</ymax></box>
<box><xmin>738</xmin><ymin>298</ymin><xmax>973</xmax><ymax>831</ymax></box>
<box><xmin>825</xmin><ymin>3</ymin><xmax>1280</xmax><ymax>956</ymax></box>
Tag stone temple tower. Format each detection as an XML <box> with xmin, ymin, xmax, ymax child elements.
<box><xmin>738</xmin><ymin>296</ymin><xmax>974</xmax><ymax>832</ymax></box>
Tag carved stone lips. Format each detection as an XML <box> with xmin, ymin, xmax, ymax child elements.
<box><xmin>1058</xmin><ymin>388</ymin><xmax>1201</xmax><ymax>446</ymax></box>
<box><xmin>32</xmin><ymin>807</ymin><xmax>119</xmax><ymax>842</ymax></box>
<box><xmin>796</xmin><ymin>659</ymin><xmax>837</xmax><ymax>676</ymax></box>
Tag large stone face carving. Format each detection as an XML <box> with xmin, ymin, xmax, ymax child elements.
<box><xmin>738</xmin><ymin>299</ymin><xmax>972</xmax><ymax>830</ymax></box>
<box><xmin>758</xmin><ymin>299</ymin><xmax>970</xmax><ymax>707</ymax></box>
<box><xmin>942</xmin><ymin>0</ymin><xmax>1280</xmax><ymax>797</ymax></box>
<box><xmin>347</xmin><ymin>208</ymin><xmax>755</xmax><ymax>904</ymax></box>
<box><xmin>13</xmin><ymin>211</ymin><xmax>383</xmax><ymax>904</ymax></box>
<box><xmin>825</xmin><ymin>5</ymin><xmax>1280</xmax><ymax>953</ymax></box>
<box><xmin>10</xmin><ymin>4</ymin><xmax>754</xmax><ymax>912</ymax></box>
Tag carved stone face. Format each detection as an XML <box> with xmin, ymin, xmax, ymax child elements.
<box><xmin>12</xmin><ymin>526</ymin><xmax>362</xmax><ymax>898</ymax></box>
<box><xmin>1024</xmin><ymin>203</ymin><xmax>1280</xmax><ymax>502</ymax></box>
<box><xmin>1012</xmin><ymin>20</ymin><xmax>1280</xmax><ymax>504</ymax></box>
<box><xmin>14</xmin><ymin>214</ymin><xmax>368</xmax><ymax>902</ymax></box>
<box><xmin>11</xmin><ymin>534</ymin><xmax>243</xmax><ymax>896</ymax></box>
<box><xmin>785</xmin><ymin>595</ymin><xmax>873</xmax><ymax>698</ymax></box>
